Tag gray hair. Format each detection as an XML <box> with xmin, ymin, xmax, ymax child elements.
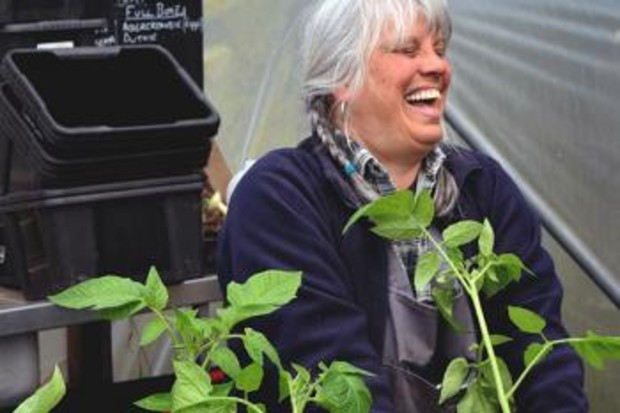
<box><xmin>301</xmin><ymin>0</ymin><xmax>452</xmax><ymax>113</ymax></box>
<box><xmin>301</xmin><ymin>0</ymin><xmax>458</xmax><ymax>217</ymax></box>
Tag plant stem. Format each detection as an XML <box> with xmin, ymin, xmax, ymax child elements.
<box><xmin>204</xmin><ymin>396</ymin><xmax>264</xmax><ymax>413</ymax></box>
<box><xmin>472</xmin><ymin>262</ymin><xmax>493</xmax><ymax>286</ymax></box>
<box><xmin>421</xmin><ymin>226</ymin><xmax>512</xmax><ymax>412</ymax></box>
<box><xmin>505</xmin><ymin>342</ymin><xmax>551</xmax><ymax>400</ymax></box>
<box><xmin>289</xmin><ymin>373</ymin><xmax>323</xmax><ymax>413</ymax></box>
<box><xmin>506</xmin><ymin>337</ymin><xmax>586</xmax><ymax>399</ymax></box>
<box><xmin>421</xmin><ymin>228</ymin><xmax>473</xmax><ymax>297</ymax></box>
<box><xmin>152</xmin><ymin>307</ymin><xmax>182</xmax><ymax>349</ymax></box>
<box><xmin>200</xmin><ymin>333</ymin><xmax>245</xmax><ymax>369</ymax></box>
<box><xmin>469</xmin><ymin>289</ymin><xmax>512</xmax><ymax>413</ymax></box>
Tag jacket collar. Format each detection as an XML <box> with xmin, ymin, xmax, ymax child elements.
<box><xmin>300</xmin><ymin>134</ymin><xmax>483</xmax><ymax>209</ymax></box>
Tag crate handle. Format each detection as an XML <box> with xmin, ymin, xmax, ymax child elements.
<box><xmin>0</xmin><ymin>82</ymin><xmax>23</xmax><ymax>114</ymax></box>
<box><xmin>49</xmin><ymin>46</ymin><xmax>122</xmax><ymax>60</ymax></box>
<box><xmin>0</xmin><ymin>82</ymin><xmax>45</xmax><ymax>146</ymax></box>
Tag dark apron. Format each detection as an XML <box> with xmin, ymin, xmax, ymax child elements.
<box><xmin>382</xmin><ymin>245</ymin><xmax>476</xmax><ymax>413</ymax></box>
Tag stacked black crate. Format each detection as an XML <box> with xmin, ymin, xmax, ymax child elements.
<box><xmin>0</xmin><ymin>1</ymin><xmax>219</xmax><ymax>299</ymax></box>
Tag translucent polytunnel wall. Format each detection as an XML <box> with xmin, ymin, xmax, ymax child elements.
<box><xmin>446</xmin><ymin>1</ymin><xmax>620</xmax><ymax>410</ymax></box>
<box><xmin>202</xmin><ymin>0</ymin><xmax>620</xmax><ymax>411</ymax></box>
<box><xmin>448</xmin><ymin>0</ymin><xmax>620</xmax><ymax>291</ymax></box>
<box><xmin>203</xmin><ymin>0</ymin><xmax>308</xmax><ymax>171</ymax></box>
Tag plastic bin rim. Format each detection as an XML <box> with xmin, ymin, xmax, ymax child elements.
<box><xmin>0</xmin><ymin>173</ymin><xmax>204</xmax><ymax>214</ymax></box>
<box><xmin>1</xmin><ymin>45</ymin><xmax>220</xmax><ymax>134</ymax></box>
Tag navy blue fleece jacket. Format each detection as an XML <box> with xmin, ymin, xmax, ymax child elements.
<box><xmin>217</xmin><ymin>135</ymin><xmax>587</xmax><ymax>412</ymax></box>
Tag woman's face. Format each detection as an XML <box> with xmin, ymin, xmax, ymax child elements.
<box><xmin>346</xmin><ymin>18</ymin><xmax>451</xmax><ymax>167</ymax></box>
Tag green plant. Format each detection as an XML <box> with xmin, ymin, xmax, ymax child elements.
<box><xmin>345</xmin><ymin>190</ymin><xmax>620</xmax><ymax>413</ymax></box>
<box><xmin>15</xmin><ymin>268</ymin><xmax>372</xmax><ymax>413</ymax></box>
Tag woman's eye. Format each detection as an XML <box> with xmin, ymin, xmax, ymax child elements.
<box><xmin>395</xmin><ymin>46</ymin><xmax>419</xmax><ymax>57</ymax></box>
<box><xmin>434</xmin><ymin>42</ymin><xmax>447</xmax><ymax>57</ymax></box>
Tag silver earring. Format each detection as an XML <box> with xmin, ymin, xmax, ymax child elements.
<box><xmin>339</xmin><ymin>101</ymin><xmax>348</xmax><ymax>118</ymax></box>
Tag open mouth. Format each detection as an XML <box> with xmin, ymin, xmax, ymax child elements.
<box><xmin>405</xmin><ymin>88</ymin><xmax>442</xmax><ymax>107</ymax></box>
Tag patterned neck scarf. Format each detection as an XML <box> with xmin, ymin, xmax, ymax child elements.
<box><xmin>312</xmin><ymin>110</ymin><xmax>446</xmax><ymax>301</ymax></box>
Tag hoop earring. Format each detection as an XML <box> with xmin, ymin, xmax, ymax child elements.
<box><xmin>339</xmin><ymin>101</ymin><xmax>352</xmax><ymax>138</ymax></box>
<box><xmin>339</xmin><ymin>101</ymin><xmax>348</xmax><ymax>119</ymax></box>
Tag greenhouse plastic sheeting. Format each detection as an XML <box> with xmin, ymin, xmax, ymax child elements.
<box><xmin>448</xmin><ymin>0</ymin><xmax>620</xmax><ymax>291</ymax></box>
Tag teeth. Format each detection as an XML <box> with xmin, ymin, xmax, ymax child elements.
<box><xmin>405</xmin><ymin>89</ymin><xmax>441</xmax><ymax>103</ymax></box>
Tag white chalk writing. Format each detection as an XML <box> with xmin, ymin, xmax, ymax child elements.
<box><xmin>125</xmin><ymin>2</ymin><xmax>188</xmax><ymax>21</ymax></box>
<box><xmin>123</xmin><ymin>32</ymin><xmax>158</xmax><ymax>44</ymax></box>
<box><xmin>114</xmin><ymin>0</ymin><xmax>201</xmax><ymax>44</ymax></box>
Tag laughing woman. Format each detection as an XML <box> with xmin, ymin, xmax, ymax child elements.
<box><xmin>217</xmin><ymin>0</ymin><xmax>588</xmax><ymax>411</ymax></box>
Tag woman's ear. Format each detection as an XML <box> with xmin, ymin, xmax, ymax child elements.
<box><xmin>333</xmin><ymin>85</ymin><xmax>353</xmax><ymax>103</ymax></box>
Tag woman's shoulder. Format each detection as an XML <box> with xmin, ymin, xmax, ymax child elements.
<box><xmin>228</xmin><ymin>136</ymin><xmax>332</xmax><ymax>204</ymax></box>
<box><xmin>443</xmin><ymin>144</ymin><xmax>510</xmax><ymax>188</ymax></box>
<box><xmin>444</xmin><ymin>144</ymin><xmax>501</xmax><ymax>172</ymax></box>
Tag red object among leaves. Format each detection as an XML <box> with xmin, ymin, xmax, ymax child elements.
<box><xmin>209</xmin><ymin>367</ymin><xmax>227</xmax><ymax>384</ymax></box>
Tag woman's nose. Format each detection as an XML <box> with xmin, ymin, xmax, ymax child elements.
<box><xmin>419</xmin><ymin>47</ymin><xmax>449</xmax><ymax>76</ymax></box>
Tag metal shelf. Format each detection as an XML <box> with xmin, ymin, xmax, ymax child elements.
<box><xmin>0</xmin><ymin>275</ymin><xmax>223</xmax><ymax>338</ymax></box>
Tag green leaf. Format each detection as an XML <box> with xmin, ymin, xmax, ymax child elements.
<box><xmin>214</xmin><ymin>307</ymin><xmax>240</xmax><ymax>333</ymax></box>
<box><xmin>457</xmin><ymin>380</ymin><xmax>496</xmax><ymax>413</ymax></box>
<box><xmin>227</xmin><ymin>270</ymin><xmax>302</xmax><ymax>311</ymax></box>
<box><xmin>211</xmin><ymin>382</ymin><xmax>234</xmax><ymax>397</ymax></box>
<box><xmin>432</xmin><ymin>283</ymin><xmax>463</xmax><ymax>331</ymax></box>
<box><xmin>411</xmin><ymin>190</ymin><xmax>435</xmax><ymax>228</ymax></box>
<box><xmin>414</xmin><ymin>251</ymin><xmax>441</xmax><ymax>293</ymax></box>
<box><xmin>523</xmin><ymin>342</ymin><xmax>550</xmax><ymax>367</ymax></box>
<box><xmin>99</xmin><ymin>300</ymin><xmax>146</xmax><ymax>320</ymax></box>
<box><xmin>497</xmin><ymin>254</ymin><xmax>525</xmax><ymax>280</ymax></box>
<box><xmin>278</xmin><ymin>370</ymin><xmax>292</xmax><ymax>403</ymax></box>
<box><xmin>478</xmin><ymin>219</ymin><xmax>495</xmax><ymax>256</ymax></box>
<box><xmin>347</xmin><ymin>190</ymin><xmax>436</xmax><ymax>241</ymax></box>
<box><xmin>343</xmin><ymin>190</ymin><xmax>415</xmax><ymax>234</ymax></box>
<box><xmin>140</xmin><ymin>315</ymin><xmax>168</xmax><ymax>346</ymax></box>
<box><xmin>439</xmin><ymin>357</ymin><xmax>469</xmax><ymax>404</ymax></box>
<box><xmin>235</xmin><ymin>363</ymin><xmax>264</xmax><ymax>393</ymax></box>
<box><xmin>210</xmin><ymin>346</ymin><xmax>241</xmax><ymax>379</ymax></box>
<box><xmin>370</xmin><ymin>217</ymin><xmax>424</xmax><ymax>240</ymax></box>
<box><xmin>223</xmin><ymin>271</ymin><xmax>302</xmax><ymax>329</ymax></box>
<box><xmin>508</xmin><ymin>306</ymin><xmax>546</xmax><ymax>334</ymax></box>
<box><xmin>145</xmin><ymin>266</ymin><xmax>169</xmax><ymax>311</ymax></box>
<box><xmin>489</xmin><ymin>335</ymin><xmax>513</xmax><ymax>347</ymax></box>
<box><xmin>314</xmin><ymin>362</ymin><xmax>372</xmax><ymax>413</ymax></box>
<box><xmin>480</xmin><ymin>253</ymin><xmax>530</xmax><ymax>299</ymax></box>
<box><xmin>192</xmin><ymin>317</ymin><xmax>219</xmax><ymax>339</ymax></box>
<box><xmin>242</xmin><ymin>328</ymin><xmax>282</xmax><ymax>369</ymax></box>
<box><xmin>291</xmin><ymin>363</ymin><xmax>311</xmax><ymax>383</ymax></box>
<box><xmin>442</xmin><ymin>221</ymin><xmax>483</xmax><ymax>248</ymax></box>
<box><xmin>133</xmin><ymin>392</ymin><xmax>172</xmax><ymax>412</ymax></box>
<box><xmin>477</xmin><ymin>357</ymin><xmax>514</xmax><ymax>411</ymax></box>
<box><xmin>49</xmin><ymin>275</ymin><xmax>146</xmax><ymax>311</ymax></box>
<box><xmin>171</xmin><ymin>360</ymin><xmax>212</xmax><ymax>412</ymax></box>
<box><xmin>570</xmin><ymin>331</ymin><xmax>620</xmax><ymax>370</ymax></box>
<box><xmin>324</xmin><ymin>361</ymin><xmax>374</xmax><ymax>377</ymax></box>
<box><xmin>174</xmin><ymin>309</ymin><xmax>202</xmax><ymax>358</ymax></box>
<box><xmin>14</xmin><ymin>366</ymin><xmax>65</xmax><ymax>413</ymax></box>
<box><xmin>177</xmin><ymin>401</ymin><xmax>236</xmax><ymax>413</ymax></box>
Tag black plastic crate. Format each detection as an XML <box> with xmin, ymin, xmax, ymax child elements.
<box><xmin>0</xmin><ymin>45</ymin><xmax>219</xmax><ymax>158</ymax></box>
<box><xmin>0</xmin><ymin>174</ymin><xmax>206</xmax><ymax>300</ymax></box>
<box><xmin>0</xmin><ymin>218</ymin><xmax>14</xmax><ymax>288</ymax></box>
<box><xmin>0</xmin><ymin>0</ymin><xmax>108</xmax><ymax>25</ymax></box>
<box><xmin>0</xmin><ymin>45</ymin><xmax>219</xmax><ymax>191</ymax></box>
<box><xmin>0</xmin><ymin>93</ymin><xmax>211</xmax><ymax>190</ymax></box>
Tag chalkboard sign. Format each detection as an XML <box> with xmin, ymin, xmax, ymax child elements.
<box><xmin>97</xmin><ymin>0</ymin><xmax>203</xmax><ymax>86</ymax></box>
<box><xmin>0</xmin><ymin>0</ymin><xmax>204</xmax><ymax>87</ymax></box>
